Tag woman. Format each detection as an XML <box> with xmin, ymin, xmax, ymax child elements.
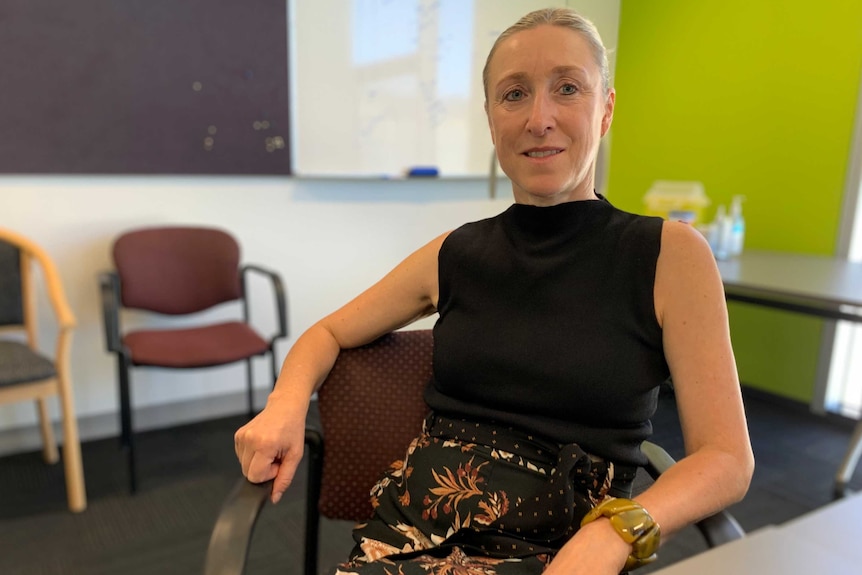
<box><xmin>235</xmin><ymin>8</ymin><xmax>754</xmax><ymax>574</ymax></box>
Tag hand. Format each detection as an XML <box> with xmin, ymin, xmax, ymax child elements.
<box><xmin>543</xmin><ymin>519</ymin><xmax>631</xmax><ymax>575</ymax></box>
<box><xmin>234</xmin><ymin>397</ymin><xmax>308</xmax><ymax>504</ymax></box>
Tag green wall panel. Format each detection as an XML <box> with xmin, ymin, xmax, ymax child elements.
<box><xmin>609</xmin><ymin>0</ymin><xmax>862</xmax><ymax>401</ymax></box>
<box><xmin>728</xmin><ymin>303</ymin><xmax>823</xmax><ymax>402</ymax></box>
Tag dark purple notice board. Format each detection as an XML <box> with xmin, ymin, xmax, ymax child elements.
<box><xmin>0</xmin><ymin>0</ymin><xmax>290</xmax><ymax>175</ymax></box>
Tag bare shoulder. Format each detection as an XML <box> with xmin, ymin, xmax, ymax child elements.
<box><xmin>408</xmin><ymin>230</ymin><xmax>452</xmax><ymax>275</ymax></box>
<box><xmin>384</xmin><ymin>229</ymin><xmax>452</xmax><ymax>295</ymax></box>
<box><xmin>427</xmin><ymin>230</ymin><xmax>452</xmax><ymax>251</ymax></box>
<box><xmin>658</xmin><ymin>220</ymin><xmax>714</xmax><ymax>264</ymax></box>
<box><xmin>655</xmin><ymin>221</ymin><xmax>724</xmax><ymax>325</ymax></box>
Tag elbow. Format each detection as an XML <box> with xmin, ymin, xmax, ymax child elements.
<box><xmin>729</xmin><ymin>447</ymin><xmax>755</xmax><ymax>504</ymax></box>
<box><xmin>702</xmin><ymin>443</ymin><xmax>755</xmax><ymax>506</ymax></box>
<box><xmin>741</xmin><ymin>447</ymin><xmax>755</xmax><ymax>494</ymax></box>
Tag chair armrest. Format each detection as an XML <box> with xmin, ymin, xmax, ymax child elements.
<box><xmin>641</xmin><ymin>440</ymin><xmax>677</xmax><ymax>480</ymax></box>
<box><xmin>99</xmin><ymin>271</ymin><xmax>123</xmax><ymax>353</ymax></box>
<box><xmin>203</xmin><ymin>422</ymin><xmax>324</xmax><ymax>575</ymax></box>
<box><xmin>241</xmin><ymin>264</ymin><xmax>288</xmax><ymax>341</ymax></box>
<box><xmin>204</xmin><ymin>479</ymin><xmax>272</xmax><ymax>575</ymax></box>
<box><xmin>694</xmin><ymin>509</ymin><xmax>746</xmax><ymax>547</ymax></box>
<box><xmin>641</xmin><ymin>441</ymin><xmax>746</xmax><ymax>546</ymax></box>
<box><xmin>43</xmin><ymin>273</ymin><xmax>76</xmax><ymax>330</ymax></box>
<box><xmin>26</xmin><ymin>237</ymin><xmax>76</xmax><ymax>330</ymax></box>
<box><xmin>295</xmin><ymin>399</ymin><xmax>325</xmax><ymax>575</ymax></box>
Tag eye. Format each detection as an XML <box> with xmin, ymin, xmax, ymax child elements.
<box><xmin>503</xmin><ymin>88</ymin><xmax>526</xmax><ymax>102</ymax></box>
<box><xmin>560</xmin><ymin>83</ymin><xmax>578</xmax><ymax>95</ymax></box>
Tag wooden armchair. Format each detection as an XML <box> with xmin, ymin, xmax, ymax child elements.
<box><xmin>0</xmin><ymin>227</ymin><xmax>86</xmax><ymax>512</ymax></box>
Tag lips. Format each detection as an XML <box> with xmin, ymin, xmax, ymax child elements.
<box><xmin>524</xmin><ymin>148</ymin><xmax>563</xmax><ymax>158</ymax></box>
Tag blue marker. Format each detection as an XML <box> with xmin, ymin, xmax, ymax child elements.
<box><xmin>407</xmin><ymin>166</ymin><xmax>439</xmax><ymax>177</ymax></box>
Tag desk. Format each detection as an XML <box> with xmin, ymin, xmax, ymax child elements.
<box><xmin>780</xmin><ymin>490</ymin><xmax>862</xmax><ymax>561</ymax></box>
<box><xmin>651</xmin><ymin>526</ymin><xmax>857</xmax><ymax>574</ymax></box>
<box><xmin>652</xmin><ymin>493</ymin><xmax>862</xmax><ymax>574</ymax></box>
<box><xmin>715</xmin><ymin>250</ymin><xmax>862</xmax><ymax>497</ymax></box>
<box><xmin>716</xmin><ymin>250</ymin><xmax>862</xmax><ymax>322</ymax></box>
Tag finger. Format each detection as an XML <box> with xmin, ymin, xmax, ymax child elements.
<box><xmin>271</xmin><ymin>445</ymin><xmax>305</xmax><ymax>504</ymax></box>
<box><xmin>233</xmin><ymin>428</ymin><xmax>243</xmax><ymax>459</ymax></box>
<box><xmin>234</xmin><ymin>427</ymin><xmax>251</xmax><ymax>466</ymax></box>
<box><xmin>270</xmin><ymin>456</ymin><xmax>296</xmax><ymax>504</ymax></box>
<box><xmin>234</xmin><ymin>428</ymin><xmax>264</xmax><ymax>477</ymax></box>
<box><xmin>235</xmin><ymin>438</ymin><xmax>253</xmax><ymax>476</ymax></box>
<box><xmin>246</xmin><ymin>451</ymin><xmax>280</xmax><ymax>484</ymax></box>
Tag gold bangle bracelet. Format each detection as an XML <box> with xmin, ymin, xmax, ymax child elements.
<box><xmin>581</xmin><ymin>497</ymin><xmax>661</xmax><ymax>571</ymax></box>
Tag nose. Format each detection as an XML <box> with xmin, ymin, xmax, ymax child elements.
<box><xmin>525</xmin><ymin>92</ymin><xmax>554</xmax><ymax>136</ymax></box>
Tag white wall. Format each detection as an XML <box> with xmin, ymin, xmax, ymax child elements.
<box><xmin>1</xmin><ymin>176</ymin><xmax>510</xmax><ymax>448</ymax></box>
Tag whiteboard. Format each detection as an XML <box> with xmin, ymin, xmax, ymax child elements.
<box><xmin>288</xmin><ymin>0</ymin><xmax>618</xmax><ymax>178</ymax></box>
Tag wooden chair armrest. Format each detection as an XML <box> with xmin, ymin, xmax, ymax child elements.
<box><xmin>12</xmin><ymin>229</ymin><xmax>76</xmax><ymax>329</ymax></box>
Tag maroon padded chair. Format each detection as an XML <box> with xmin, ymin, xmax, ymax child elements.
<box><xmin>99</xmin><ymin>226</ymin><xmax>287</xmax><ymax>493</ymax></box>
<box><xmin>204</xmin><ymin>329</ymin><xmax>745</xmax><ymax>575</ymax></box>
<box><xmin>207</xmin><ymin>329</ymin><xmax>434</xmax><ymax>575</ymax></box>
<box><xmin>313</xmin><ymin>328</ymin><xmax>434</xmax><ymax>522</ymax></box>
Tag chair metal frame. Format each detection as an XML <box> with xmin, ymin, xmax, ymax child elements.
<box><xmin>203</xmin><ymin>330</ymin><xmax>745</xmax><ymax>575</ymax></box>
<box><xmin>0</xmin><ymin>227</ymin><xmax>87</xmax><ymax>512</ymax></box>
<box><xmin>99</xmin><ymin>226</ymin><xmax>288</xmax><ymax>493</ymax></box>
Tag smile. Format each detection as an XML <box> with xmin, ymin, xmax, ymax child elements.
<box><xmin>525</xmin><ymin>149</ymin><xmax>562</xmax><ymax>158</ymax></box>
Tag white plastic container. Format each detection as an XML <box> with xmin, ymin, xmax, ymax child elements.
<box><xmin>643</xmin><ymin>181</ymin><xmax>711</xmax><ymax>225</ymax></box>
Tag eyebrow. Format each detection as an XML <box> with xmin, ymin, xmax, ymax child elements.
<box><xmin>551</xmin><ymin>65</ymin><xmax>589</xmax><ymax>77</ymax></box>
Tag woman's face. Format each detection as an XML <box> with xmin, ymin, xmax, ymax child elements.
<box><xmin>485</xmin><ymin>25</ymin><xmax>615</xmax><ymax>206</ymax></box>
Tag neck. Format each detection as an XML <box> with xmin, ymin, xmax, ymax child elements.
<box><xmin>512</xmin><ymin>183</ymin><xmax>599</xmax><ymax>206</ymax></box>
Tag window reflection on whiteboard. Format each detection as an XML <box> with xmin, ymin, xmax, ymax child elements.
<box><xmin>349</xmin><ymin>0</ymin><xmax>473</xmax><ymax>175</ymax></box>
<box><xmin>352</xmin><ymin>0</ymin><xmax>419</xmax><ymax>66</ymax></box>
<box><xmin>291</xmin><ymin>0</ymin><xmax>487</xmax><ymax>177</ymax></box>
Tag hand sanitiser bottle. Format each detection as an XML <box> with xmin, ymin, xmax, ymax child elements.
<box><xmin>708</xmin><ymin>205</ymin><xmax>732</xmax><ymax>259</ymax></box>
<box><xmin>728</xmin><ymin>195</ymin><xmax>745</xmax><ymax>257</ymax></box>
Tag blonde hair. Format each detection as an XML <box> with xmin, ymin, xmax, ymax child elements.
<box><xmin>482</xmin><ymin>8</ymin><xmax>610</xmax><ymax>98</ymax></box>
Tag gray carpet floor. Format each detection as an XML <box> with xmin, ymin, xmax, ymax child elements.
<box><xmin>0</xmin><ymin>390</ymin><xmax>860</xmax><ymax>574</ymax></box>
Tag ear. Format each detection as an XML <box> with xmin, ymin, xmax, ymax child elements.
<box><xmin>600</xmin><ymin>89</ymin><xmax>615</xmax><ymax>137</ymax></box>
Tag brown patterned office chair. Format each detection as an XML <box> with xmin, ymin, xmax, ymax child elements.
<box><xmin>204</xmin><ymin>329</ymin><xmax>745</xmax><ymax>575</ymax></box>
<box><xmin>99</xmin><ymin>226</ymin><xmax>287</xmax><ymax>493</ymax></box>
<box><xmin>0</xmin><ymin>227</ymin><xmax>87</xmax><ymax>512</ymax></box>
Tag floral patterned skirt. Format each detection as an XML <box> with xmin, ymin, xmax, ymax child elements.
<box><xmin>330</xmin><ymin>413</ymin><xmax>633</xmax><ymax>575</ymax></box>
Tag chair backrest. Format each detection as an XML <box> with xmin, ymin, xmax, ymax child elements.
<box><xmin>316</xmin><ymin>329</ymin><xmax>434</xmax><ymax>521</ymax></box>
<box><xmin>0</xmin><ymin>238</ymin><xmax>24</xmax><ymax>328</ymax></box>
<box><xmin>0</xmin><ymin>228</ymin><xmax>76</xmax><ymax>349</ymax></box>
<box><xmin>113</xmin><ymin>226</ymin><xmax>242</xmax><ymax>315</ymax></box>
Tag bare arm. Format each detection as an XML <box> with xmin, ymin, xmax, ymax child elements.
<box><xmin>636</xmin><ymin>221</ymin><xmax>754</xmax><ymax>532</ymax></box>
<box><xmin>234</xmin><ymin>231</ymin><xmax>449</xmax><ymax>502</ymax></box>
<box><xmin>547</xmin><ymin>221</ymin><xmax>754</xmax><ymax>574</ymax></box>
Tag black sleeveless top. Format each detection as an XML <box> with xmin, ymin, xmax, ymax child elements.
<box><xmin>425</xmin><ymin>197</ymin><xmax>669</xmax><ymax>467</ymax></box>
